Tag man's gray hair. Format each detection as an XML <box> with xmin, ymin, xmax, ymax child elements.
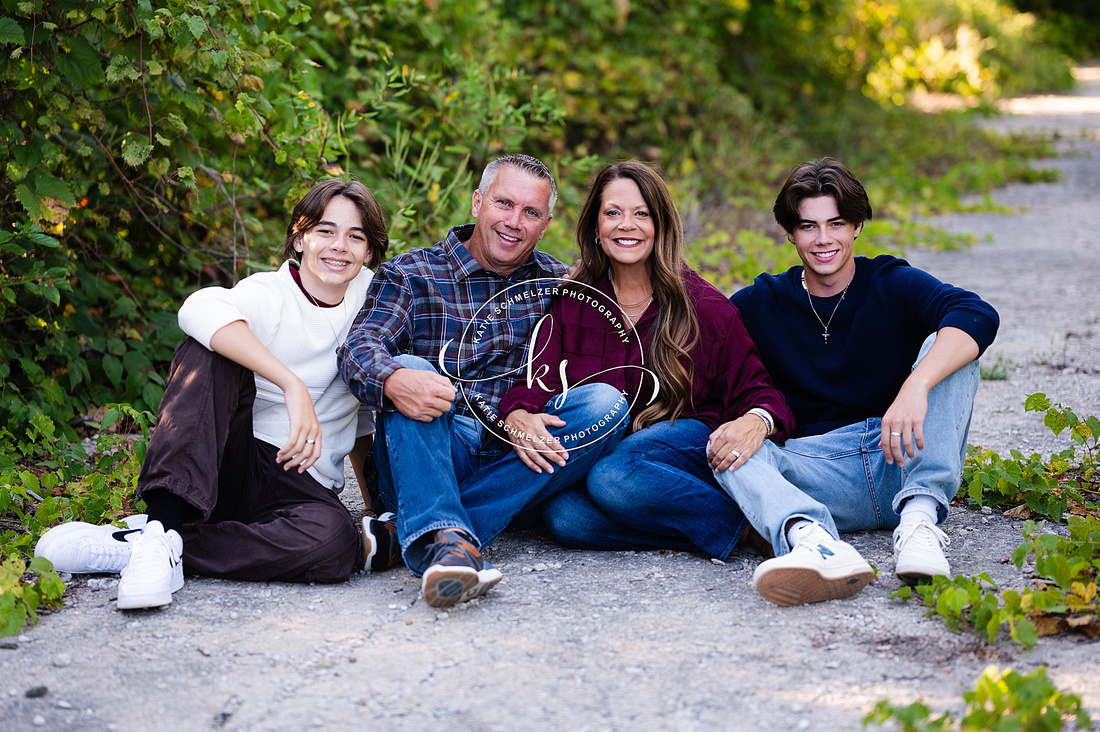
<box><xmin>478</xmin><ymin>154</ymin><xmax>558</xmax><ymax>215</ymax></box>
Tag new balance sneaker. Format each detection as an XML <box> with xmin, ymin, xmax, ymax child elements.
<box><xmin>363</xmin><ymin>512</ymin><xmax>401</xmax><ymax>572</ymax></box>
<box><xmin>752</xmin><ymin>524</ymin><xmax>874</xmax><ymax>606</ymax></box>
<box><xmin>420</xmin><ymin>528</ymin><xmax>502</xmax><ymax>609</ymax></box>
<box><xmin>116</xmin><ymin>521</ymin><xmax>184</xmax><ymax>610</ymax></box>
<box><xmin>34</xmin><ymin>515</ymin><xmax>149</xmax><ymax>574</ymax></box>
<box><xmin>894</xmin><ymin>520</ymin><xmax>950</xmax><ymax>582</ymax></box>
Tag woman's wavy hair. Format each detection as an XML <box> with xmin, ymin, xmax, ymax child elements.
<box><xmin>283</xmin><ymin>179</ymin><xmax>389</xmax><ymax>268</ymax></box>
<box><xmin>571</xmin><ymin>160</ymin><xmax>699</xmax><ymax>431</ymax></box>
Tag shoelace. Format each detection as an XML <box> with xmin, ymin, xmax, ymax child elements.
<box><xmin>121</xmin><ymin>533</ymin><xmax>174</xmax><ymax>578</ymax></box>
<box><xmin>894</xmin><ymin>521</ymin><xmax>949</xmax><ymax>552</ymax></box>
<box><xmin>85</xmin><ymin>542</ymin><xmax>131</xmax><ymax>572</ymax></box>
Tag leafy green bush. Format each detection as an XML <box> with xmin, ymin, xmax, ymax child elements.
<box><xmin>1</xmin><ymin>404</ymin><xmax>152</xmax><ymax>633</ymax></box>
<box><xmin>891</xmin><ymin>516</ymin><xmax>1100</xmax><ymax>649</ymax></box>
<box><xmin>1</xmin><ymin>405</ymin><xmax>152</xmax><ymax>557</ymax></box>
<box><xmin>892</xmin><ymin>573</ymin><xmax>1041</xmax><ymax>649</ymax></box>
<box><xmin>0</xmin><ymin>555</ymin><xmax>65</xmax><ymax>638</ymax></box>
<box><xmin>0</xmin><ymin>0</ymin><xmax>565</xmax><ymax>449</ymax></box>
<box><xmin>865</xmin><ymin>664</ymin><xmax>1091</xmax><ymax>731</ymax></box>
<box><xmin>964</xmin><ymin>394</ymin><xmax>1100</xmax><ymax>520</ymax></box>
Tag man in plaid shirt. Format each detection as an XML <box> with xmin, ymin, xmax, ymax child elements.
<box><xmin>339</xmin><ymin>154</ymin><xmax>628</xmax><ymax>608</ymax></box>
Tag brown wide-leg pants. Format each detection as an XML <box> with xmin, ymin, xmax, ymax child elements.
<box><xmin>136</xmin><ymin>338</ymin><xmax>359</xmax><ymax>583</ymax></box>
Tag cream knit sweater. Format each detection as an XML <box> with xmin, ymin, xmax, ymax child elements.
<box><xmin>178</xmin><ymin>261</ymin><xmax>374</xmax><ymax>491</ymax></box>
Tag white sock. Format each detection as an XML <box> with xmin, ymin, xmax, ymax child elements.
<box><xmin>786</xmin><ymin>519</ymin><xmax>818</xmax><ymax>547</ymax></box>
<box><xmin>899</xmin><ymin>495</ymin><xmax>940</xmax><ymax>526</ymax></box>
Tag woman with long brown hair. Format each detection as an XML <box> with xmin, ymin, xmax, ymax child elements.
<box><xmin>498</xmin><ymin>160</ymin><xmax>793</xmax><ymax>557</ymax></box>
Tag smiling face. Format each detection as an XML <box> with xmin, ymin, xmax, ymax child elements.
<box><xmin>597</xmin><ymin>177</ymin><xmax>655</xmax><ymax>272</ymax></box>
<box><xmin>791</xmin><ymin>195</ymin><xmax>862</xmax><ymax>295</ymax></box>
<box><xmin>294</xmin><ymin>195</ymin><xmax>369</xmax><ymax>304</ymax></box>
<box><xmin>466</xmin><ymin>165</ymin><xmax>553</xmax><ymax>276</ymax></box>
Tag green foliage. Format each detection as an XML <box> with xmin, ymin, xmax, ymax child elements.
<box><xmin>981</xmin><ymin>354</ymin><xmax>1013</xmax><ymax>381</ymax></box>
<box><xmin>0</xmin><ymin>555</ymin><xmax>65</xmax><ymax>638</ymax></box>
<box><xmin>1</xmin><ymin>405</ymin><xmax>152</xmax><ymax>559</ymax></box>
<box><xmin>892</xmin><ymin>573</ymin><xmax>1041</xmax><ymax>649</ymax></box>
<box><xmin>964</xmin><ymin>394</ymin><xmax>1100</xmax><ymax>520</ymax></box>
<box><xmin>891</xmin><ymin>516</ymin><xmax>1100</xmax><ymax>648</ymax></box>
<box><xmin>865</xmin><ymin>665</ymin><xmax>1091</xmax><ymax>731</ymax></box>
<box><xmin>0</xmin><ymin>0</ymin><xmax>565</xmax><ymax>444</ymax></box>
<box><xmin>856</xmin><ymin>0</ymin><xmax>1075</xmax><ymax>104</ymax></box>
<box><xmin>0</xmin><ymin>403</ymin><xmax>152</xmax><ymax>633</ymax></box>
<box><xmin>1013</xmin><ymin>0</ymin><xmax>1100</xmax><ymax>57</ymax></box>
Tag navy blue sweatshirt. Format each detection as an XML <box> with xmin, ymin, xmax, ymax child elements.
<box><xmin>730</xmin><ymin>255</ymin><xmax>999</xmax><ymax>438</ymax></box>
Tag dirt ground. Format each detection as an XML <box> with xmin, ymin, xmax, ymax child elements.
<box><xmin>3</xmin><ymin>66</ymin><xmax>1099</xmax><ymax>732</ymax></box>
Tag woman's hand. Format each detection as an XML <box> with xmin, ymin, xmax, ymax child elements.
<box><xmin>707</xmin><ymin>414</ymin><xmax>769</xmax><ymax>473</ymax></box>
<box><xmin>504</xmin><ymin>409</ymin><xmax>569</xmax><ymax>474</ymax></box>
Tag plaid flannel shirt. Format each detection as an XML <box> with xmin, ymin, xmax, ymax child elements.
<box><xmin>338</xmin><ymin>224</ymin><xmax>567</xmax><ymax>424</ymax></box>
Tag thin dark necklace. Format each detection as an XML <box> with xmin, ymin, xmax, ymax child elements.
<box><xmin>801</xmin><ymin>271</ymin><xmax>852</xmax><ymax>344</ymax></box>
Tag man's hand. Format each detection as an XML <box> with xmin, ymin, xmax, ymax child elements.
<box><xmin>503</xmin><ymin>409</ymin><xmax>569</xmax><ymax>474</ymax></box>
<box><xmin>880</xmin><ymin>327</ymin><xmax>980</xmax><ymax>466</ymax></box>
<box><xmin>276</xmin><ymin>379</ymin><xmax>324</xmax><ymax>472</ymax></box>
<box><xmin>707</xmin><ymin>414</ymin><xmax>769</xmax><ymax>472</ymax></box>
<box><xmin>880</xmin><ymin>380</ymin><xmax>928</xmax><ymax>466</ymax></box>
<box><xmin>383</xmin><ymin>368</ymin><xmax>456</xmax><ymax>421</ymax></box>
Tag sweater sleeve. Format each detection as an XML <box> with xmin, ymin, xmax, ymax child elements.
<box><xmin>177</xmin><ymin>269</ymin><xmax>282</xmax><ymax>349</ymax></box>
<box><xmin>336</xmin><ymin>263</ymin><xmax>415</xmax><ymax>411</ymax></box>
<box><xmin>896</xmin><ymin>263</ymin><xmax>1000</xmax><ymax>356</ymax></box>
<box><xmin>714</xmin><ymin>303</ymin><xmax>795</xmax><ymax>442</ymax></box>
<box><xmin>498</xmin><ymin>296</ymin><xmax>565</xmax><ymax>417</ymax></box>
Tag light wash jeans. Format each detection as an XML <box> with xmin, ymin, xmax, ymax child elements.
<box><xmin>542</xmin><ymin>419</ymin><xmax>748</xmax><ymax>559</ymax></box>
<box><xmin>713</xmin><ymin>335</ymin><xmax>980</xmax><ymax>556</ymax></box>
<box><xmin>374</xmin><ymin>355</ymin><xmax>629</xmax><ymax>574</ymax></box>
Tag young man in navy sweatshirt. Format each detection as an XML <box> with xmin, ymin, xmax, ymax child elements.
<box><xmin>716</xmin><ymin>157</ymin><xmax>999</xmax><ymax>606</ymax></box>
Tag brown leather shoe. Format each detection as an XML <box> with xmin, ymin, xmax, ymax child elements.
<box><xmin>737</xmin><ymin>523</ymin><xmax>775</xmax><ymax>559</ymax></box>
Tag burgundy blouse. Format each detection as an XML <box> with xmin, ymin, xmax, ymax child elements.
<box><xmin>498</xmin><ymin>269</ymin><xmax>794</xmax><ymax>440</ymax></box>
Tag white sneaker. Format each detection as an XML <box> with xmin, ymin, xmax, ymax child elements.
<box><xmin>116</xmin><ymin>521</ymin><xmax>184</xmax><ymax>610</ymax></box>
<box><xmin>752</xmin><ymin>524</ymin><xmax>874</xmax><ymax>606</ymax></box>
<box><xmin>34</xmin><ymin>515</ymin><xmax>148</xmax><ymax>574</ymax></box>
<box><xmin>894</xmin><ymin>520</ymin><xmax>950</xmax><ymax>582</ymax></box>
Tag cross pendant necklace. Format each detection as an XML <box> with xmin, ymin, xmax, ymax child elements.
<box><xmin>801</xmin><ymin>271</ymin><xmax>852</xmax><ymax>345</ymax></box>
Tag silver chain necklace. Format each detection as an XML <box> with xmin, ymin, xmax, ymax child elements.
<box><xmin>801</xmin><ymin>271</ymin><xmax>851</xmax><ymax>344</ymax></box>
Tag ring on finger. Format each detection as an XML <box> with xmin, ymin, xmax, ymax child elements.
<box><xmin>729</xmin><ymin>449</ymin><xmax>741</xmax><ymax>459</ymax></box>
<box><xmin>306</xmin><ymin>439</ymin><xmax>316</xmax><ymax>444</ymax></box>
<box><xmin>889</xmin><ymin>432</ymin><xmax>901</xmax><ymax>437</ymax></box>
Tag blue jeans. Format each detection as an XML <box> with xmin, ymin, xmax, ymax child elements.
<box><xmin>374</xmin><ymin>355</ymin><xmax>629</xmax><ymax>574</ymax></box>
<box><xmin>713</xmin><ymin>335</ymin><xmax>980</xmax><ymax>556</ymax></box>
<box><xmin>542</xmin><ymin>419</ymin><xmax>748</xmax><ymax>559</ymax></box>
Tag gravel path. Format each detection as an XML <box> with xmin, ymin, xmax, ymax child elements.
<box><xmin>3</xmin><ymin>67</ymin><xmax>1099</xmax><ymax>732</ymax></box>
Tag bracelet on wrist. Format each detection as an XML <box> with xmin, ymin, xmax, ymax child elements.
<box><xmin>745</xmin><ymin>407</ymin><xmax>774</xmax><ymax>436</ymax></box>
